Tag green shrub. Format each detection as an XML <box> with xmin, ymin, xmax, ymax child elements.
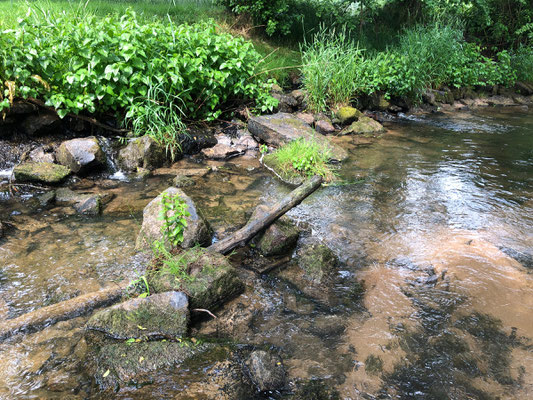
<box><xmin>511</xmin><ymin>46</ymin><xmax>533</xmax><ymax>83</ymax></box>
<box><xmin>301</xmin><ymin>24</ymin><xmax>519</xmax><ymax>111</ymax></box>
<box><xmin>0</xmin><ymin>8</ymin><xmax>277</xmax><ymax>149</ymax></box>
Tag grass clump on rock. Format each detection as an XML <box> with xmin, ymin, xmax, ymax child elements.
<box><xmin>263</xmin><ymin>138</ymin><xmax>336</xmax><ymax>184</ymax></box>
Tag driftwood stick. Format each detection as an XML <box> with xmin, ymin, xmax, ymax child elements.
<box><xmin>0</xmin><ymin>282</ymin><xmax>126</xmax><ymax>342</ymax></box>
<box><xmin>208</xmin><ymin>175</ymin><xmax>323</xmax><ymax>255</ymax></box>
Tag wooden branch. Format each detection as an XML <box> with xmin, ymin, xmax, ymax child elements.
<box><xmin>0</xmin><ymin>282</ymin><xmax>127</xmax><ymax>342</ymax></box>
<box><xmin>208</xmin><ymin>175</ymin><xmax>323</xmax><ymax>255</ymax></box>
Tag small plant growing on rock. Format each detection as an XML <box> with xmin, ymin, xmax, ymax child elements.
<box><xmin>159</xmin><ymin>192</ymin><xmax>190</xmax><ymax>249</ymax></box>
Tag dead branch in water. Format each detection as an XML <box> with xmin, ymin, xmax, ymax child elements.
<box><xmin>208</xmin><ymin>175</ymin><xmax>323</xmax><ymax>255</ymax></box>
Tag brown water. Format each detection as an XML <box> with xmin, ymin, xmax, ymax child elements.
<box><xmin>0</xmin><ymin>107</ymin><xmax>532</xmax><ymax>399</ymax></box>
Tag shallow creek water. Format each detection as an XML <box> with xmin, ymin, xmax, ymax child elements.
<box><xmin>0</xmin><ymin>107</ymin><xmax>532</xmax><ymax>399</ymax></box>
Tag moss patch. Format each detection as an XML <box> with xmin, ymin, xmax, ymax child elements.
<box><xmin>14</xmin><ymin>162</ymin><xmax>71</xmax><ymax>184</ymax></box>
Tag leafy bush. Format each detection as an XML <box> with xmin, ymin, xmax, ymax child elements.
<box><xmin>159</xmin><ymin>192</ymin><xmax>190</xmax><ymax>249</ymax></box>
<box><xmin>301</xmin><ymin>25</ymin><xmax>519</xmax><ymax>111</ymax></box>
<box><xmin>264</xmin><ymin>138</ymin><xmax>336</xmax><ymax>182</ymax></box>
<box><xmin>0</xmin><ymin>8</ymin><xmax>277</xmax><ymax>149</ymax></box>
<box><xmin>511</xmin><ymin>46</ymin><xmax>533</xmax><ymax>83</ymax></box>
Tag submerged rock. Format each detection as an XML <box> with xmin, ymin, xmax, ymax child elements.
<box><xmin>336</xmin><ymin>106</ymin><xmax>363</xmax><ymax>125</ymax></box>
<box><xmin>118</xmin><ymin>135</ymin><xmax>167</xmax><ymax>171</ymax></box>
<box><xmin>257</xmin><ymin>216</ymin><xmax>300</xmax><ymax>256</ymax></box>
<box><xmin>148</xmin><ymin>248</ymin><xmax>244</xmax><ymax>310</ymax></box>
<box><xmin>38</xmin><ymin>190</ymin><xmax>56</xmax><ymax>207</ymax></box>
<box><xmin>92</xmin><ymin>341</ymin><xmax>213</xmax><ymax>390</ymax></box>
<box><xmin>173</xmin><ymin>175</ymin><xmax>196</xmax><ymax>188</ymax></box>
<box><xmin>245</xmin><ymin>350</ymin><xmax>287</xmax><ymax>392</ymax></box>
<box><xmin>341</xmin><ymin>116</ymin><xmax>385</xmax><ymax>135</ymax></box>
<box><xmin>86</xmin><ymin>291</ymin><xmax>189</xmax><ymax>340</ymax></box>
<box><xmin>296</xmin><ymin>238</ymin><xmax>338</xmax><ymax>284</ymax></box>
<box><xmin>13</xmin><ymin>162</ymin><xmax>71</xmax><ymax>184</ymax></box>
<box><xmin>248</xmin><ymin>113</ymin><xmax>348</xmax><ymax>161</ymax></box>
<box><xmin>56</xmin><ymin>136</ymin><xmax>106</xmax><ymax>174</ymax></box>
<box><xmin>72</xmin><ymin>195</ymin><xmax>101</xmax><ymax>216</ymax></box>
<box><xmin>135</xmin><ymin>187</ymin><xmax>211</xmax><ymax>250</ymax></box>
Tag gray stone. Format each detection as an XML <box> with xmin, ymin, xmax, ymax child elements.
<box><xmin>245</xmin><ymin>350</ymin><xmax>287</xmax><ymax>392</ymax></box>
<box><xmin>148</xmin><ymin>248</ymin><xmax>244</xmax><ymax>311</ymax></box>
<box><xmin>257</xmin><ymin>216</ymin><xmax>300</xmax><ymax>256</ymax></box>
<box><xmin>136</xmin><ymin>187</ymin><xmax>211</xmax><ymax>250</ymax></box>
<box><xmin>73</xmin><ymin>195</ymin><xmax>101</xmax><ymax>215</ymax></box>
<box><xmin>28</xmin><ymin>146</ymin><xmax>55</xmax><ymax>163</ymax></box>
<box><xmin>56</xmin><ymin>137</ymin><xmax>106</xmax><ymax>174</ymax></box>
<box><xmin>13</xmin><ymin>162</ymin><xmax>71</xmax><ymax>184</ymax></box>
<box><xmin>38</xmin><ymin>191</ymin><xmax>56</xmax><ymax>207</ymax></box>
<box><xmin>273</xmin><ymin>93</ymin><xmax>299</xmax><ymax>113</ymax></box>
<box><xmin>201</xmin><ymin>143</ymin><xmax>244</xmax><ymax>160</ymax></box>
<box><xmin>315</xmin><ymin>119</ymin><xmax>336</xmax><ymax>135</ymax></box>
<box><xmin>86</xmin><ymin>291</ymin><xmax>189</xmax><ymax>339</ymax></box>
<box><xmin>248</xmin><ymin>113</ymin><xmax>348</xmax><ymax>161</ymax></box>
<box><xmin>295</xmin><ymin>112</ymin><xmax>315</xmax><ymax>125</ymax></box>
<box><xmin>5</xmin><ymin>101</ymin><xmax>38</xmax><ymax>116</ymax></box>
<box><xmin>118</xmin><ymin>135</ymin><xmax>168</xmax><ymax>171</ymax></box>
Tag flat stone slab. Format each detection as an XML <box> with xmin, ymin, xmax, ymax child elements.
<box><xmin>14</xmin><ymin>162</ymin><xmax>71</xmax><ymax>184</ymax></box>
<box><xmin>248</xmin><ymin>113</ymin><xmax>348</xmax><ymax>161</ymax></box>
<box><xmin>86</xmin><ymin>291</ymin><xmax>189</xmax><ymax>339</ymax></box>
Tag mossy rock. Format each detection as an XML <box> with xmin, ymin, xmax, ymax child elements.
<box><xmin>148</xmin><ymin>249</ymin><xmax>244</xmax><ymax>311</ymax></box>
<box><xmin>13</xmin><ymin>162</ymin><xmax>71</xmax><ymax>184</ymax></box>
<box><xmin>336</xmin><ymin>106</ymin><xmax>363</xmax><ymax>125</ymax></box>
<box><xmin>297</xmin><ymin>238</ymin><xmax>338</xmax><ymax>284</ymax></box>
<box><xmin>86</xmin><ymin>291</ymin><xmax>189</xmax><ymax>340</ymax></box>
<box><xmin>256</xmin><ymin>217</ymin><xmax>300</xmax><ymax>256</ymax></box>
<box><xmin>173</xmin><ymin>175</ymin><xmax>196</xmax><ymax>188</ymax></box>
<box><xmin>341</xmin><ymin>116</ymin><xmax>385</xmax><ymax>135</ymax></box>
<box><xmin>118</xmin><ymin>135</ymin><xmax>168</xmax><ymax>171</ymax></box>
<box><xmin>93</xmin><ymin>341</ymin><xmax>214</xmax><ymax>390</ymax></box>
<box><xmin>262</xmin><ymin>154</ymin><xmax>305</xmax><ymax>186</ymax></box>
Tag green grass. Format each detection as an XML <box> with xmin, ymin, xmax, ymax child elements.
<box><xmin>263</xmin><ymin>138</ymin><xmax>336</xmax><ymax>183</ymax></box>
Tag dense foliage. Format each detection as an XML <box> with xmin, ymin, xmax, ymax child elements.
<box><xmin>0</xmin><ymin>8</ymin><xmax>276</xmax><ymax>148</ymax></box>
<box><xmin>302</xmin><ymin>25</ymin><xmax>520</xmax><ymax>112</ymax></box>
<box><xmin>218</xmin><ymin>0</ymin><xmax>533</xmax><ymax>50</ymax></box>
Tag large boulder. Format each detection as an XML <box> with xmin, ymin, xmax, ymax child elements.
<box><xmin>56</xmin><ymin>136</ymin><xmax>106</xmax><ymax>174</ymax></box>
<box><xmin>13</xmin><ymin>162</ymin><xmax>71</xmax><ymax>184</ymax></box>
<box><xmin>148</xmin><ymin>248</ymin><xmax>244</xmax><ymax>311</ymax></box>
<box><xmin>245</xmin><ymin>350</ymin><xmax>287</xmax><ymax>392</ymax></box>
<box><xmin>86</xmin><ymin>291</ymin><xmax>189</xmax><ymax>339</ymax></box>
<box><xmin>248</xmin><ymin>113</ymin><xmax>348</xmax><ymax>161</ymax></box>
<box><xmin>341</xmin><ymin>116</ymin><xmax>385</xmax><ymax>135</ymax></box>
<box><xmin>256</xmin><ymin>216</ymin><xmax>300</xmax><ymax>256</ymax></box>
<box><xmin>118</xmin><ymin>135</ymin><xmax>167</xmax><ymax>171</ymax></box>
<box><xmin>135</xmin><ymin>187</ymin><xmax>211</xmax><ymax>250</ymax></box>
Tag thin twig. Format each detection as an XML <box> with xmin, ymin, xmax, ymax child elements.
<box><xmin>192</xmin><ymin>308</ymin><xmax>217</xmax><ymax>319</ymax></box>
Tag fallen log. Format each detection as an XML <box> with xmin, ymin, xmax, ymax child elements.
<box><xmin>0</xmin><ymin>282</ymin><xmax>126</xmax><ymax>342</ymax></box>
<box><xmin>208</xmin><ymin>174</ymin><xmax>323</xmax><ymax>255</ymax></box>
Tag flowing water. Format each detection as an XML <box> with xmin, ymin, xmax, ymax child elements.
<box><xmin>0</xmin><ymin>107</ymin><xmax>532</xmax><ymax>399</ymax></box>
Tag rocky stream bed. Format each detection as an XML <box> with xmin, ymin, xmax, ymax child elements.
<box><xmin>0</xmin><ymin>88</ymin><xmax>532</xmax><ymax>399</ymax></box>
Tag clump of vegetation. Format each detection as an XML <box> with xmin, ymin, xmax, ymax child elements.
<box><xmin>0</xmin><ymin>7</ymin><xmax>277</xmax><ymax>150</ymax></box>
<box><xmin>263</xmin><ymin>138</ymin><xmax>336</xmax><ymax>183</ymax></box>
<box><xmin>159</xmin><ymin>192</ymin><xmax>190</xmax><ymax>250</ymax></box>
<box><xmin>301</xmin><ymin>24</ymin><xmax>518</xmax><ymax>112</ymax></box>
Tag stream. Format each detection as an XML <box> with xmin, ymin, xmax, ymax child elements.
<box><xmin>0</xmin><ymin>107</ymin><xmax>532</xmax><ymax>399</ymax></box>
